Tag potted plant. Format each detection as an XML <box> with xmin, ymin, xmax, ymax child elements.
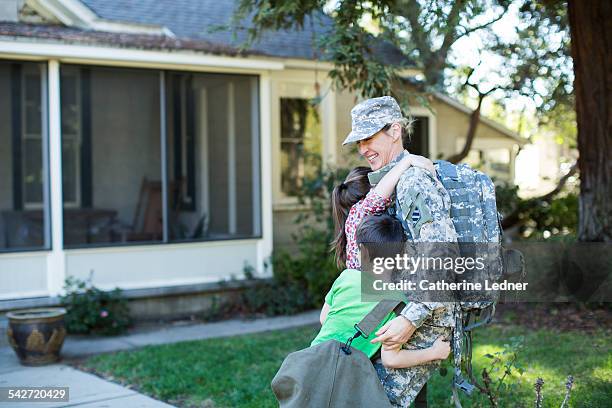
<box><xmin>6</xmin><ymin>308</ymin><xmax>67</xmax><ymax>366</ymax></box>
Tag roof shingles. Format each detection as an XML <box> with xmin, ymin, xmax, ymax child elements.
<box><xmin>0</xmin><ymin>0</ymin><xmax>409</xmax><ymax>65</ymax></box>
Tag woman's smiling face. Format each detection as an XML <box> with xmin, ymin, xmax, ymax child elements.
<box><xmin>357</xmin><ymin>125</ymin><xmax>401</xmax><ymax>170</ymax></box>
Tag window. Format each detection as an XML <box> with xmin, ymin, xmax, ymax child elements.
<box><xmin>486</xmin><ymin>149</ymin><xmax>511</xmax><ymax>173</ymax></box>
<box><xmin>166</xmin><ymin>72</ymin><xmax>261</xmax><ymax>241</ymax></box>
<box><xmin>0</xmin><ymin>60</ymin><xmax>48</xmax><ymax>251</ymax></box>
<box><xmin>60</xmin><ymin>65</ymin><xmax>162</xmax><ymax>247</ymax></box>
<box><xmin>465</xmin><ymin>149</ymin><xmax>485</xmax><ymax>170</ymax></box>
<box><xmin>280</xmin><ymin>98</ymin><xmax>321</xmax><ymax>197</ymax></box>
<box><xmin>59</xmin><ymin>65</ymin><xmax>261</xmax><ymax>248</ymax></box>
<box><xmin>60</xmin><ymin>67</ymin><xmax>82</xmax><ymax>208</ymax></box>
<box><xmin>405</xmin><ymin>116</ymin><xmax>429</xmax><ymax>157</ymax></box>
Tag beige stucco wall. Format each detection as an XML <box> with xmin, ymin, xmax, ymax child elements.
<box><xmin>433</xmin><ymin>99</ymin><xmax>518</xmax><ymax>156</ymax></box>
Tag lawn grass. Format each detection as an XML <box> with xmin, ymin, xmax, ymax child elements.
<box><xmin>82</xmin><ymin>324</ymin><xmax>611</xmax><ymax>407</ymax></box>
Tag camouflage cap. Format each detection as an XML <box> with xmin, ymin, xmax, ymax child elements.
<box><xmin>342</xmin><ymin>96</ymin><xmax>405</xmax><ymax>145</ymax></box>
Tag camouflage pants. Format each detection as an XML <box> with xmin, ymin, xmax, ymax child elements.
<box><xmin>373</xmin><ymin>325</ymin><xmax>451</xmax><ymax>407</ymax></box>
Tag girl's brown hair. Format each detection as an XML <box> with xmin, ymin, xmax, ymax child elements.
<box><xmin>330</xmin><ymin>166</ymin><xmax>372</xmax><ymax>269</ymax></box>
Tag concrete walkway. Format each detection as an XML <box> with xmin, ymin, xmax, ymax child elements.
<box><xmin>0</xmin><ymin>310</ymin><xmax>320</xmax><ymax>407</ymax></box>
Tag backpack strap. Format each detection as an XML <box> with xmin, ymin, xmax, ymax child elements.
<box><xmin>341</xmin><ymin>300</ymin><xmax>405</xmax><ymax>355</ymax></box>
<box><xmin>354</xmin><ymin>299</ymin><xmax>406</xmax><ymax>338</ymax></box>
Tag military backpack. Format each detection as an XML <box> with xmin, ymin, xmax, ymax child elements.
<box><xmin>391</xmin><ymin>160</ymin><xmax>525</xmax><ymax>406</ymax></box>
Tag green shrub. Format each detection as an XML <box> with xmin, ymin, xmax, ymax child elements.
<box><xmin>233</xmin><ymin>161</ymin><xmax>348</xmax><ymax>316</ymax></box>
<box><xmin>60</xmin><ymin>276</ymin><xmax>131</xmax><ymax>335</ymax></box>
<box><xmin>495</xmin><ymin>182</ymin><xmax>578</xmax><ymax>240</ymax></box>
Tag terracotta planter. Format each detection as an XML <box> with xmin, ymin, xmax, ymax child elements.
<box><xmin>6</xmin><ymin>308</ymin><xmax>67</xmax><ymax>366</ymax></box>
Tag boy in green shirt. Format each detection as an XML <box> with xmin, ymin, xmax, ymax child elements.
<box><xmin>311</xmin><ymin>214</ymin><xmax>449</xmax><ymax>367</ymax></box>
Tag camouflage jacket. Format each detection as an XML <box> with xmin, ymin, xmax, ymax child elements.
<box><xmin>368</xmin><ymin>151</ymin><xmax>459</xmax><ymax>406</ymax></box>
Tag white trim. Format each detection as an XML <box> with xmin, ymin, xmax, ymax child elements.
<box><xmin>434</xmin><ymin>92</ymin><xmax>524</xmax><ymax>144</ymax></box>
<box><xmin>91</xmin><ymin>275</ymin><xmax>251</xmax><ymax>293</ymax></box>
<box><xmin>283</xmin><ymin>59</ymin><xmax>334</xmax><ymax>71</ymax></box>
<box><xmin>0</xmin><ymin>290</ymin><xmax>50</xmax><ymax>301</ymax></box>
<box><xmin>321</xmin><ymin>84</ymin><xmax>337</xmax><ymax>166</ymax></box>
<box><xmin>0</xmin><ymin>40</ymin><xmax>285</xmax><ymax>72</ymax></box>
<box><xmin>63</xmin><ymin>238</ymin><xmax>261</xmax><ymax>255</ymax></box>
<box><xmin>227</xmin><ymin>82</ymin><xmax>237</xmax><ymax>234</ymax></box>
<box><xmin>281</xmin><ymin>61</ymin><xmax>420</xmax><ymax>77</ymax></box>
<box><xmin>0</xmin><ymin>250</ymin><xmax>50</xmax><ymax>258</ymax></box>
<box><xmin>45</xmin><ymin>59</ymin><xmax>65</xmax><ymax>296</ymax></box>
<box><xmin>28</xmin><ymin>0</ymin><xmax>174</xmax><ymax>36</ymax></box>
<box><xmin>257</xmin><ymin>72</ymin><xmax>273</xmax><ymax>276</ymax></box>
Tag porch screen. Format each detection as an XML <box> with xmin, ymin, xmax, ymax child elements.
<box><xmin>60</xmin><ymin>65</ymin><xmax>162</xmax><ymax>247</ymax></box>
<box><xmin>0</xmin><ymin>60</ymin><xmax>49</xmax><ymax>251</ymax></box>
<box><xmin>59</xmin><ymin>65</ymin><xmax>261</xmax><ymax>248</ymax></box>
<box><xmin>165</xmin><ymin>73</ymin><xmax>261</xmax><ymax>241</ymax></box>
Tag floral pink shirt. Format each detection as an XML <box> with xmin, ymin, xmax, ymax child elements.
<box><xmin>345</xmin><ymin>190</ymin><xmax>392</xmax><ymax>269</ymax></box>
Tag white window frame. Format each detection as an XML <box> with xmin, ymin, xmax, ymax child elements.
<box><xmin>272</xmin><ymin>70</ymin><xmax>336</xmax><ymax>207</ymax></box>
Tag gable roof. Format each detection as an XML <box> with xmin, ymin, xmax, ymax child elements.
<box><xmin>81</xmin><ymin>0</ymin><xmax>332</xmax><ymax>60</ymax></box>
<box><xmin>0</xmin><ymin>21</ymin><xmax>244</xmax><ymax>56</ymax></box>
<box><xmin>1</xmin><ymin>0</ymin><xmax>409</xmax><ymax>65</ymax></box>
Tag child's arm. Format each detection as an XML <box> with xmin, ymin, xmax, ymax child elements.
<box><xmin>319</xmin><ymin>302</ymin><xmax>331</xmax><ymax>325</ymax></box>
<box><xmin>381</xmin><ymin>336</ymin><xmax>450</xmax><ymax>369</ymax></box>
<box><xmin>373</xmin><ymin>154</ymin><xmax>435</xmax><ymax>200</ymax></box>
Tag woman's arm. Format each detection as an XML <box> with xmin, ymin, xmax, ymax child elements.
<box><xmin>319</xmin><ymin>302</ymin><xmax>331</xmax><ymax>325</ymax></box>
<box><xmin>372</xmin><ymin>155</ymin><xmax>413</xmax><ymax>199</ymax></box>
<box><xmin>381</xmin><ymin>337</ymin><xmax>450</xmax><ymax>369</ymax></box>
<box><xmin>373</xmin><ymin>153</ymin><xmax>435</xmax><ymax>199</ymax></box>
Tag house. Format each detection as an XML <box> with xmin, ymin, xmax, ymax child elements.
<box><xmin>0</xmin><ymin>0</ymin><xmax>523</xmax><ymax>318</ymax></box>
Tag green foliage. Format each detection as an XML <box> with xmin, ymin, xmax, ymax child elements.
<box><xmin>493</xmin><ymin>1</ymin><xmax>573</xmax><ymax>118</ymax></box>
<box><xmin>231</xmin><ymin>1</ymin><xmax>569</xmax><ymax>112</ymax></box>
<box><xmin>476</xmin><ymin>336</ymin><xmax>525</xmax><ymax>407</ymax></box>
<box><xmin>495</xmin><ymin>182</ymin><xmax>578</xmax><ymax>240</ymax></box>
<box><xmin>60</xmin><ymin>276</ymin><xmax>131</xmax><ymax>335</ymax></box>
<box><xmin>232</xmin><ymin>160</ymin><xmax>349</xmax><ymax>316</ymax></box>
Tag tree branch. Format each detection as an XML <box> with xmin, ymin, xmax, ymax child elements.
<box><xmin>501</xmin><ymin>162</ymin><xmax>578</xmax><ymax>230</ymax></box>
<box><xmin>435</xmin><ymin>0</ymin><xmax>467</xmax><ymax>63</ymax></box>
<box><xmin>456</xmin><ymin>12</ymin><xmax>505</xmax><ymax>40</ymax></box>
<box><xmin>400</xmin><ymin>0</ymin><xmax>430</xmax><ymax>62</ymax></box>
<box><xmin>445</xmin><ymin>93</ymin><xmax>485</xmax><ymax>164</ymax></box>
<box><xmin>446</xmin><ymin>67</ymin><xmax>500</xmax><ymax>164</ymax></box>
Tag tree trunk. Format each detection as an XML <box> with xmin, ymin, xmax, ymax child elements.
<box><xmin>445</xmin><ymin>94</ymin><xmax>483</xmax><ymax>164</ymax></box>
<box><xmin>568</xmin><ymin>0</ymin><xmax>612</xmax><ymax>242</ymax></box>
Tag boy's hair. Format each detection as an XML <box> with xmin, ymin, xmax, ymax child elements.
<box><xmin>356</xmin><ymin>214</ymin><xmax>406</xmax><ymax>262</ymax></box>
<box><xmin>330</xmin><ymin>166</ymin><xmax>372</xmax><ymax>269</ymax></box>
